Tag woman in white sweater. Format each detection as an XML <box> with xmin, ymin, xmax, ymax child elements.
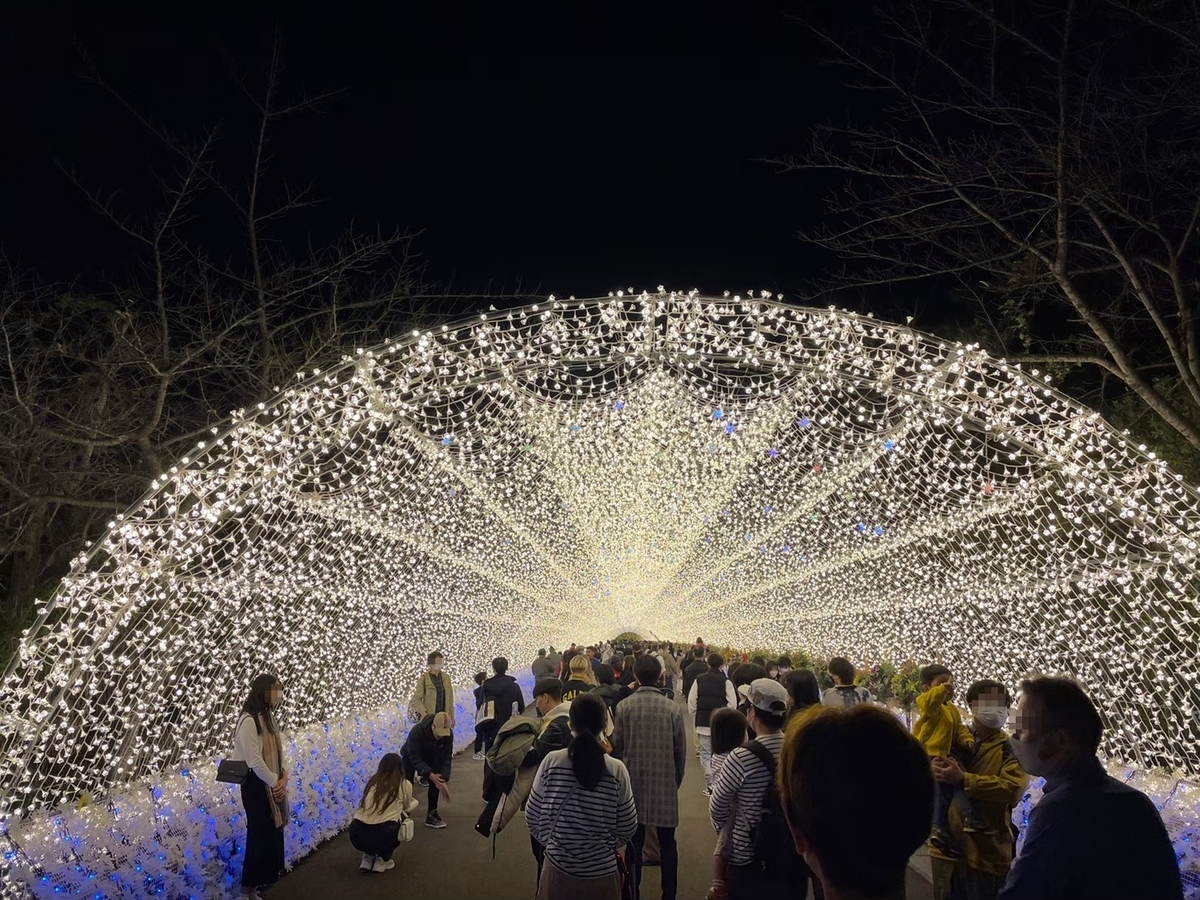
<box><xmin>350</xmin><ymin>753</ymin><xmax>418</xmax><ymax>874</ymax></box>
<box><xmin>229</xmin><ymin>674</ymin><xmax>288</xmax><ymax>900</ymax></box>
<box><xmin>526</xmin><ymin>692</ymin><xmax>637</xmax><ymax>900</ymax></box>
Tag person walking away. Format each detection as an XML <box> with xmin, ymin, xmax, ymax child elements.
<box><xmin>659</xmin><ymin>644</ymin><xmax>683</xmax><ymax>695</ymax></box>
<box><xmin>682</xmin><ymin>647</ymin><xmax>708</xmax><ymax>701</ymax></box>
<box><xmin>401</xmin><ymin>711</ymin><xmax>454</xmax><ymax>829</ymax></box>
<box><xmin>783</xmin><ymin>669</ymin><xmax>821</xmax><ymax>723</ymax></box>
<box><xmin>820</xmin><ymin>657</ymin><xmax>872</xmax><ymax>708</ymax></box>
<box><xmin>409</xmin><ymin>651</ymin><xmax>456</xmax><ymax>727</ymax></box>
<box><xmin>350</xmin><ymin>752</ymin><xmax>418</xmax><ymax>874</ymax></box>
<box><xmin>688</xmin><ymin>652</ymin><xmax>737</xmax><ymax>794</ymax></box>
<box><xmin>778</xmin><ymin>705</ymin><xmax>934</xmax><ymax>900</ymax></box>
<box><xmin>481</xmin><ymin>656</ymin><xmax>526</xmax><ymax>751</ymax></box>
<box><xmin>562</xmin><ymin>653</ymin><xmax>598</xmax><ymax>703</ymax></box>
<box><xmin>612</xmin><ymin>654</ymin><xmax>687</xmax><ymax>900</ymax></box>
<box><xmin>472</xmin><ymin>672</ymin><xmax>488</xmax><ymax>760</ymax></box>
<box><xmin>927</xmin><ymin>680</ymin><xmax>1027</xmax><ymax>900</ymax></box>
<box><xmin>997</xmin><ymin>676</ymin><xmax>1182</xmax><ymax>900</ymax></box>
<box><xmin>913</xmin><ymin>664</ymin><xmax>979</xmax><ymax>856</ymax></box>
<box><xmin>595</xmin><ymin>663</ymin><xmax>630</xmax><ymax>712</ymax></box>
<box><xmin>619</xmin><ymin>654</ymin><xmax>638</xmax><ymax>689</ymax></box>
<box><xmin>705</xmin><ymin>708</ymin><xmax>748</xmax><ymax>900</ymax></box>
<box><xmin>547</xmin><ymin>646</ymin><xmax>562</xmax><ymax>675</ymax></box>
<box><xmin>729</xmin><ymin>664</ymin><xmax>766</xmax><ymax>736</ymax></box>
<box><xmin>526</xmin><ymin>694</ymin><xmax>638</xmax><ymax>900</ymax></box>
<box><xmin>231</xmin><ymin>674</ymin><xmax>289</xmax><ymax>900</ymax></box>
<box><xmin>708</xmin><ymin>678</ymin><xmax>798</xmax><ymax>899</ymax></box>
<box><xmin>523</xmin><ymin>677</ymin><xmax>575</xmax><ymax>888</ymax></box>
<box><xmin>533</xmin><ymin>648</ymin><xmax>555</xmax><ymax>680</ymax></box>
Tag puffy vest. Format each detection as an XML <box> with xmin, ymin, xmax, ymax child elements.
<box><xmin>694</xmin><ymin>669</ymin><xmax>728</xmax><ymax>728</ymax></box>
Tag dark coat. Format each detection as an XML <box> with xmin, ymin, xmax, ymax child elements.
<box><xmin>481</xmin><ymin>673</ymin><xmax>526</xmax><ymax>730</ymax></box>
<box><xmin>682</xmin><ymin>658</ymin><xmax>708</xmax><ymax>699</ymax></box>
<box><xmin>401</xmin><ymin>715</ymin><xmax>452</xmax><ymax>780</ymax></box>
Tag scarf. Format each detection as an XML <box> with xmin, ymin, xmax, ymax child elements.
<box><xmin>259</xmin><ymin>714</ymin><xmax>288</xmax><ymax>828</ymax></box>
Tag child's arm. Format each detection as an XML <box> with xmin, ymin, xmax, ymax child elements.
<box><xmin>915</xmin><ymin>682</ymin><xmax>946</xmax><ymax>715</ymax></box>
<box><xmin>954</xmin><ymin>712</ymin><xmax>976</xmax><ymax>752</ymax></box>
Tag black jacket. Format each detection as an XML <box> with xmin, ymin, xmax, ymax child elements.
<box><xmin>481</xmin><ymin>674</ymin><xmax>526</xmax><ymax>730</ymax></box>
<box><xmin>560</xmin><ymin>679</ymin><xmax>595</xmax><ymax>703</ymax></box>
<box><xmin>402</xmin><ymin>715</ymin><xmax>453</xmax><ymax>780</ymax></box>
<box><xmin>682</xmin><ymin>658</ymin><xmax>708</xmax><ymax>698</ymax></box>
<box><xmin>594</xmin><ymin>682</ymin><xmax>630</xmax><ymax>711</ymax></box>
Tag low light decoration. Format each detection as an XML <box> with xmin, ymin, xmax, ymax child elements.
<box><xmin>1</xmin><ymin>290</ymin><xmax>1198</xmax><ymax>897</ymax></box>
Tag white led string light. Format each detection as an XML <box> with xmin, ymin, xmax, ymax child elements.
<box><xmin>1</xmin><ymin>290</ymin><xmax>1198</xmax><ymax>896</ymax></box>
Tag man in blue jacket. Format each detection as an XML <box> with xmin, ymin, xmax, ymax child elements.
<box><xmin>998</xmin><ymin>676</ymin><xmax>1182</xmax><ymax>900</ymax></box>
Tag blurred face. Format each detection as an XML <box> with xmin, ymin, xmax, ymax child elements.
<box><xmin>268</xmin><ymin>684</ymin><xmax>283</xmax><ymax>709</ymax></box>
<box><xmin>1010</xmin><ymin>694</ymin><xmax>1067</xmax><ymax>777</ymax></box>
<box><xmin>429</xmin><ymin>656</ymin><xmax>443</xmax><ymax>673</ymax></box>
<box><xmin>969</xmin><ymin>686</ymin><xmax>1009</xmax><ymax>730</ymax></box>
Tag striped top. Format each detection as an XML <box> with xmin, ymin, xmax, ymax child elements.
<box><xmin>525</xmin><ymin>747</ymin><xmax>637</xmax><ymax>878</ymax></box>
<box><xmin>708</xmin><ymin>731</ymin><xmax>786</xmax><ymax>865</ymax></box>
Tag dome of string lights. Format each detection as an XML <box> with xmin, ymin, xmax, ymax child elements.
<box><xmin>3</xmin><ymin>289</ymin><xmax>1200</xmax><ymax>817</ymax></box>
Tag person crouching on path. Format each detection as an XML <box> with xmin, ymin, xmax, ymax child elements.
<box><xmin>231</xmin><ymin>674</ymin><xmax>288</xmax><ymax>900</ymax></box>
<box><xmin>526</xmin><ymin>693</ymin><xmax>638</xmax><ymax>900</ymax></box>
<box><xmin>350</xmin><ymin>752</ymin><xmax>418</xmax><ymax>874</ymax></box>
<box><xmin>402</xmin><ymin>711</ymin><xmax>453</xmax><ymax>829</ymax></box>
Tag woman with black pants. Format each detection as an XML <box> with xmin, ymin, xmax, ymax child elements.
<box><xmin>231</xmin><ymin>674</ymin><xmax>288</xmax><ymax>900</ymax></box>
<box><xmin>401</xmin><ymin>711</ymin><xmax>453</xmax><ymax>829</ymax></box>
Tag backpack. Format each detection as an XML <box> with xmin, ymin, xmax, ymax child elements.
<box><xmin>485</xmin><ymin>715</ymin><xmax>539</xmax><ymax>778</ymax></box>
<box><xmin>743</xmin><ymin>740</ymin><xmax>807</xmax><ymax>885</ymax></box>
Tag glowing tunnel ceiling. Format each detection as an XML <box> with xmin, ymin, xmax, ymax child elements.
<box><xmin>3</xmin><ymin>291</ymin><xmax>1199</xmax><ymax>812</ymax></box>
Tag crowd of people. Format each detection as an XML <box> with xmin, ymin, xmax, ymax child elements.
<box><xmin>226</xmin><ymin>639</ymin><xmax>1184</xmax><ymax>900</ymax></box>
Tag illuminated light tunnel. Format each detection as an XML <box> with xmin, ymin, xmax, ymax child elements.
<box><xmin>2</xmin><ymin>290</ymin><xmax>1199</xmax><ymax>896</ymax></box>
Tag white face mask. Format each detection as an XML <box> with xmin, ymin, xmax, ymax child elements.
<box><xmin>1010</xmin><ymin>732</ymin><xmax>1046</xmax><ymax>776</ymax></box>
<box><xmin>974</xmin><ymin>706</ymin><xmax>1009</xmax><ymax>729</ymax></box>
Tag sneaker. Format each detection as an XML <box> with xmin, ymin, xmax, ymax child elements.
<box><xmin>472</xmin><ymin>751</ymin><xmax>485</xmax><ymax>761</ymax></box>
<box><xmin>426</xmin><ymin>811</ymin><xmax>447</xmax><ymax>829</ymax></box>
<box><xmin>372</xmin><ymin>858</ymin><xmax>395</xmax><ymax>873</ymax></box>
<box><xmin>702</xmin><ymin>786</ymin><xmax>711</xmax><ymax>797</ymax></box>
<box><xmin>359</xmin><ymin>853</ymin><xmax>375</xmax><ymax>872</ymax></box>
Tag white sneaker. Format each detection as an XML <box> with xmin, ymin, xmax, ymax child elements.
<box><xmin>359</xmin><ymin>853</ymin><xmax>375</xmax><ymax>871</ymax></box>
<box><xmin>472</xmin><ymin>751</ymin><xmax>485</xmax><ymax>760</ymax></box>
<box><xmin>373</xmin><ymin>858</ymin><xmax>396</xmax><ymax>873</ymax></box>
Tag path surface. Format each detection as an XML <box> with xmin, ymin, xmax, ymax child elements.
<box><xmin>273</xmin><ymin>697</ymin><xmax>935</xmax><ymax>900</ymax></box>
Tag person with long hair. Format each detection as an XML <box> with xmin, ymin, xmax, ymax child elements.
<box><xmin>561</xmin><ymin>652</ymin><xmax>598</xmax><ymax>702</ymax></box>
<box><xmin>230</xmin><ymin>674</ymin><xmax>288</xmax><ymax>899</ymax></box>
<box><xmin>784</xmin><ymin>669</ymin><xmax>822</xmax><ymax>722</ymax></box>
<box><xmin>350</xmin><ymin>752</ymin><xmax>417</xmax><ymax>873</ymax></box>
<box><xmin>526</xmin><ymin>693</ymin><xmax>637</xmax><ymax>900</ymax></box>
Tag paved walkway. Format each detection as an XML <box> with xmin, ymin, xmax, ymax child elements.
<box><xmin>274</xmin><ymin>699</ymin><xmax>935</xmax><ymax>900</ymax></box>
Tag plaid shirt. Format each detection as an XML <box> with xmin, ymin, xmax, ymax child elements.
<box><xmin>611</xmin><ymin>687</ymin><xmax>687</xmax><ymax>827</ymax></box>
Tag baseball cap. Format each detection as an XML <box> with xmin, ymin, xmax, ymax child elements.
<box><xmin>431</xmin><ymin>711</ymin><xmax>453</xmax><ymax>739</ymax></box>
<box><xmin>738</xmin><ymin>678</ymin><xmax>789</xmax><ymax>714</ymax></box>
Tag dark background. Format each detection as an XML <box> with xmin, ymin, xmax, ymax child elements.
<box><xmin>0</xmin><ymin>8</ymin><xmax>913</xmax><ymax>321</ymax></box>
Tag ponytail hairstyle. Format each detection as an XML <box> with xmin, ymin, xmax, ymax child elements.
<box><xmin>567</xmin><ymin>693</ymin><xmax>608</xmax><ymax>790</ymax></box>
<box><xmin>359</xmin><ymin>752</ymin><xmax>406</xmax><ymax>815</ymax></box>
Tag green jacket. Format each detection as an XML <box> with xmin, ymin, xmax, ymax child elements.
<box><xmin>929</xmin><ymin>725</ymin><xmax>1028</xmax><ymax>877</ymax></box>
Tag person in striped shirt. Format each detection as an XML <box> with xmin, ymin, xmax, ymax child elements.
<box><xmin>526</xmin><ymin>692</ymin><xmax>637</xmax><ymax>900</ymax></box>
<box><xmin>708</xmin><ymin>677</ymin><xmax>789</xmax><ymax>899</ymax></box>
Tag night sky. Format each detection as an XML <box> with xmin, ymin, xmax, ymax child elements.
<box><xmin>1</xmin><ymin>9</ymin><xmax>907</xmax><ymax>320</ymax></box>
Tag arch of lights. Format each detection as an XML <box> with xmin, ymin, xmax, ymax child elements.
<box><xmin>2</xmin><ymin>290</ymin><xmax>1200</xmax><ymax>892</ymax></box>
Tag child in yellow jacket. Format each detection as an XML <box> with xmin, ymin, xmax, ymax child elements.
<box><xmin>914</xmin><ymin>664</ymin><xmax>980</xmax><ymax>856</ymax></box>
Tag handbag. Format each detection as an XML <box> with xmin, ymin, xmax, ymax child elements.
<box><xmin>398</xmin><ymin>816</ymin><xmax>415</xmax><ymax>843</ymax></box>
<box><xmin>216</xmin><ymin>759</ymin><xmax>249</xmax><ymax>785</ymax></box>
<box><xmin>475</xmin><ymin>698</ymin><xmax>496</xmax><ymax>727</ymax></box>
